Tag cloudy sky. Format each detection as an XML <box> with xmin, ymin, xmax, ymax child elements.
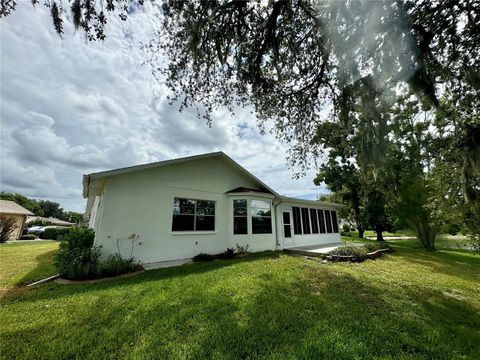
<box><xmin>0</xmin><ymin>3</ymin><xmax>327</xmax><ymax>212</ymax></box>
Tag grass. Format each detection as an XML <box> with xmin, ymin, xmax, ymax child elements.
<box><xmin>0</xmin><ymin>241</ymin><xmax>479</xmax><ymax>359</ymax></box>
<box><xmin>349</xmin><ymin>229</ymin><xmax>416</xmax><ymax>238</ymax></box>
<box><xmin>346</xmin><ymin>230</ymin><xmax>472</xmax><ymax>250</ymax></box>
<box><xmin>0</xmin><ymin>241</ymin><xmax>59</xmax><ymax>291</ymax></box>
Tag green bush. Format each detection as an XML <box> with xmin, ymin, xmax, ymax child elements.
<box><xmin>100</xmin><ymin>254</ymin><xmax>142</xmax><ymax>278</ymax></box>
<box><xmin>193</xmin><ymin>253</ymin><xmax>215</xmax><ymax>262</ymax></box>
<box><xmin>363</xmin><ymin>242</ymin><xmax>391</xmax><ymax>252</ymax></box>
<box><xmin>55</xmin><ymin>227</ymin><xmax>143</xmax><ymax>280</ymax></box>
<box><xmin>64</xmin><ymin>227</ymin><xmax>95</xmax><ymax>247</ymax></box>
<box><xmin>56</xmin><ymin>245</ymin><xmax>101</xmax><ymax>280</ymax></box>
<box><xmin>342</xmin><ymin>224</ymin><xmax>351</xmax><ymax>232</ymax></box>
<box><xmin>216</xmin><ymin>248</ymin><xmax>236</xmax><ymax>260</ymax></box>
<box><xmin>26</xmin><ymin>219</ymin><xmax>53</xmax><ymax>228</ymax></box>
<box><xmin>55</xmin><ymin>227</ymin><xmax>100</xmax><ymax>280</ymax></box>
<box><xmin>20</xmin><ymin>234</ymin><xmax>36</xmax><ymax>240</ymax></box>
<box><xmin>329</xmin><ymin>245</ymin><xmax>368</xmax><ymax>258</ymax></box>
<box><xmin>40</xmin><ymin>227</ymin><xmax>69</xmax><ymax>240</ymax></box>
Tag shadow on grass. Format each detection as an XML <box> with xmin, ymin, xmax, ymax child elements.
<box><xmin>2</xmin><ymin>256</ymin><xmax>479</xmax><ymax>359</ymax></box>
<box><xmin>391</xmin><ymin>247</ymin><xmax>480</xmax><ymax>282</ymax></box>
<box><xmin>10</xmin><ymin>249</ymin><xmax>58</xmax><ymax>287</ymax></box>
<box><xmin>1</xmin><ymin>251</ymin><xmax>280</xmax><ymax>301</ymax></box>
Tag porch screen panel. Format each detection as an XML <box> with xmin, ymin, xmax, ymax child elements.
<box><xmin>318</xmin><ymin>209</ymin><xmax>326</xmax><ymax>233</ymax></box>
<box><xmin>310</xmin><ymin>209</ymin><xmax>319</xmax><ymax>234</ymax></box>
<box><xmin>331</xmin><ymin>211</ymin><xmax>339</xmax><ymax>233</ymax></box>
<box><xmin>292</xmin><ymin>207</ymin><xmax>302</xmax><ymax>234</ymax></box>
<box><xmin>301</xmin><ymin>208</ymin><xmax>311</xmax><ymax>234</ymax></box>
<box><xmin>325</xmin><ymin>210</ymin><xmax>333</xmax><ymax>233</ymax></box>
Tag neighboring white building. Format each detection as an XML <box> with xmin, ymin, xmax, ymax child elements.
<box><xmin>83</xmin><ymin>152</ymin><xmax>341</xmax><ymax>266</ymax></box>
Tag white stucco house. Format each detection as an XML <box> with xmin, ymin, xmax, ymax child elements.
<box><xmin>83</xmin><ymin>152</ymin><xmax>341</xmax><ymax>266</ymax></box>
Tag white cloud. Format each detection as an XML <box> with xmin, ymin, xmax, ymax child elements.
<box><xmin>0</xmin><ymin>3</ymin><xmax>327</xmax><ymax>212</ymax></box>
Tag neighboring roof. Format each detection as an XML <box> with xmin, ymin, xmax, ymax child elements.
<box><xmin>0</xmin><ymin>200</ymin><xmax>34</xmax><ymax>216</ymax></box>
<box><xmin>26</xmin><ymin>216</ymin><xmax>75</xmax><ymax>226</ymax></box>
<box><xmin>280</xmin><ymin>196</ymin><xmax>343</xmax><ymax>208</ymax></box>
<box><xmin>83</xmin><ymin>152</ymin><xmax>280</xmax><ymax>198</ymax></box>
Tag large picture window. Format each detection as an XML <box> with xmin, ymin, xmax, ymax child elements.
<box><xmin>233</xmin><ymin>199</ymin><xmax>248</xmax><ymax>234</ymax></box>
<box><xmin>172</xmin><ymin>198</ymin><xmax>215</xmax><ymax>231</ymax></box>
<box><xmin>251</xmin><ymin>200</ymin><xmax>272</xmax><ymax>234</ymax></box>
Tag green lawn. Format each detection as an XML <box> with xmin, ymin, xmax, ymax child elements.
<box><xmin>0</xmin><ymin>241</ymin><xmax>59</xmax><ymax>291</ymax></box>
<box><xmin>0</xmin><ymin>241</ymin><xmax>479</xmax><ymax>359</ymax></box>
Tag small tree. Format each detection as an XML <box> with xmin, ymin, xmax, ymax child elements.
<box><xmin>0</xmin><ymin>215</ymin><xmax>18</xmax><ymax>243</ymax></box>
<box><xmin>395</xmin><ymin>175</ymin><xmax>437</xmax><ymax>251</ymax></box>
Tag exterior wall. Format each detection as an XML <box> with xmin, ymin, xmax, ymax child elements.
<box><xmin>0</xmin><ymin>214</ymin><xmax>25</xmax><ymax>240</ymax></box>
<box><xmin>276</xmin><ymin>203</ymin><xmax>341</xmax><ymax>249</ymax></box>
<box><xmin>91</xmin><ymin>157</ymin><xmax>277</xmax><ymax>264</ymax></box>
<box><xmin>227</xmin><ymin>195</ymin><xmax>277</xmax><ymax>253</ymax></box>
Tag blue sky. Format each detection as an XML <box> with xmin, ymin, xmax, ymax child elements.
<box><xmin>0</xmin><ymin>3</ymin><xmax>327</xmax><ymax>212</ymax></box>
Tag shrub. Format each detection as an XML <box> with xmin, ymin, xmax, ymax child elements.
<box><xmin>100</xmin><ymin>254</ymin><xmax>142</xmax><ymax>277</ymax></box>
<box><xmin>63</xmin><ymin>227</ymin><xmax>95</xmax><ymax>248</ymax></box>
<box><xmin>55</xmin><ymin>227</ymin><xmax>99</xmax><ymax>280</ymax></box>
<box><xmin>342</xmin><ymin>224</ymin><xmax>351</xmax><ymax>232</ymax></box>
<box><xmin>0</xmin><ymin>215</ymin><xmax>18</xmax><ymax>243</ymax></box>
<box><xmin>340</xmin><ymin>231</ymin><xmax>351</xmax><ymax>237</ymax></box>
<box><xmin>193</xmin><ymin>253</ymin><xmax>215</xmax><ymax>262</ymax></box>
<box><xmin>216</xmin><ymin>247</ymin><xmax>236</xmax><ymax>260</ymax></box>
<box><xmin>26</xmin><ymin>219</ymin><xmax>53</xmax><ymax>228</ymax></box>
<box><xmin>235</xmin><ymin>243</ymin><xmax>250</xmax><ymax>254</ymax></box>
<box><xmin>40</xmin><ymin>227</ymin><xmax>69</xmax><ymax>240</ymax></box>
<box><xmin>363</xmin><ymin>242</ymin><xmax>391</xmax><ymax>252</ymax></box>
<box><xmin>56</xmin><ymin>245</ymin><xmax>101</xmax><ymax>280</ymax></box>
<box><xmin>329</xmin><ymin>245</ymin><xmax>368</xmax><ymax>258</ymax></box>
<box><xmin>445</xmin><ymin>223</ymin><xmax>461</xmax><ymax>236</ymax></box>
<box><xmin>20</xmin><ymin>234</ymin><xmax>36</xmax><ymax>240</ymax></box>
<box><xmin>55</xmin><ymin>227</ymin><xmax>143</xmax><ymax>280</ymax></box>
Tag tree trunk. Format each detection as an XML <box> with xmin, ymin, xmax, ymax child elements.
<box><xmin>375</xmin><ymin>226</ymin><xmax>385</xmax><ymax>241</ymax></box>
<box><xmin>358</xmin><ymin>227</ymin><xmax>365</xmax><ymax>239</ymax></box>
<box><xmin>411</xmin><ymin>218</ymin><xmax>436</xmax><ymax>251</ymax></box>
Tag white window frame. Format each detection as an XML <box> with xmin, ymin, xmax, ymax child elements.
<box><xmin>171</xmin><ymin>197</ymin><xmax>216</xmax><ymax>233</ymax></box>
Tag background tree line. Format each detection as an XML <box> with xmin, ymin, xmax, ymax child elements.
<box><xmin>0</xmin><ymin>192</ymin><xmax>83</xmax><ymax>224</ymax></box>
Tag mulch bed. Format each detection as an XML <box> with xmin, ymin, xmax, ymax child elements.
<box><xmin>325</xmin><ymin>248</ymin><xmax>395</xmax><ymax>263</ymax></box>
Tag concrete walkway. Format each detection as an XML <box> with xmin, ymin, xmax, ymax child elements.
<box><xmin>284</xmin><ymin>242</ymin><xmax>344</xmax><ymax>257</ymax></box>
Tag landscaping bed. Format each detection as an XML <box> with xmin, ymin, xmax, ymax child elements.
<box><xmin>326</xmin><ymin>242</ymin><xmax>394</xmax><ymax>262</ymax></box>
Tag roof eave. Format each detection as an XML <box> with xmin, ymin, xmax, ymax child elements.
<box><xmin>280</xmin><ymin>196</ymin><xmax>343</xmax><ymax>208</ymax></box>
